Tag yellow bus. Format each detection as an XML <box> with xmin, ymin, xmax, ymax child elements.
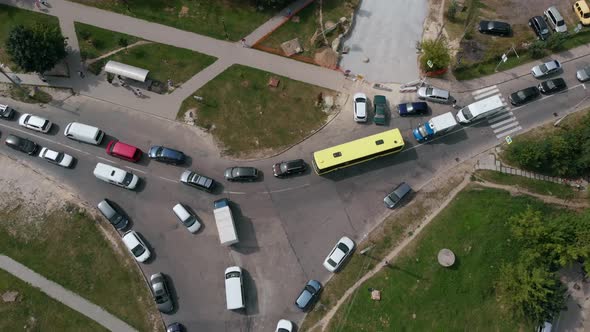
<box><xmin>312</xmin><ymin>129</ymin><xmax>405</xmax><ymax>175</ymax></box>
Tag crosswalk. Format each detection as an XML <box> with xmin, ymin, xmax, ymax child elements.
<box><xmin>471</xmin><ymin>85</ymin><xmax>522</xmax><ymax>139</ymax></box>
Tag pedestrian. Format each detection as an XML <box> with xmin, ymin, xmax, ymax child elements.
<box><xmin>77</xmin><ymin>71</ymin><xmax>85</xmax><ymax>79</ymax></box>
<box><xmin>240</xmin><ymin>38</ymin><xmax>248</xmax><ymax>48</ymax></box>
<box><xmin>384</xmin><ymin>260</ymin><xmax>389</xmax><ymax>266</ymax></box>
<box><xmin>286</xmin><ymin>8</ymin><xmax>292</xmax><ymax>17</ymax></box>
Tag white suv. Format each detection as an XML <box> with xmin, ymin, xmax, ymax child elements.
<box><xmin>353</xmin><ymin>93</ymin><xmax>367</xmax><ymax>122</ymax></box>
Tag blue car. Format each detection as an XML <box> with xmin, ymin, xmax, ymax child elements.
<box><xmin>397</xmin><ymin>102</ymin><xmax>428</xmax><ymax>117</ymax></box>
<box><xmin>295</xmin><ymin>279</ymin><xmax>322</xmax><ymax>311</ymax></box>
<box><xmin>148</xmin><ymin>146</ymin><xmax>186</xmax><ymax>165</ymax></box>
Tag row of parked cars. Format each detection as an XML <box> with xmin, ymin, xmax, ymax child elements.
<box><xmin>477</xmin><ymin>5</ymin><xmax>569</xmax><ymax>39</ymax></box>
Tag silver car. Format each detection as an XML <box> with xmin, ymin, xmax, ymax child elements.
<box><xmin>150</xmin><ymin>273</ymin><xmax>173</xmax><ymax>313</ymax></box>
<box><xmin>384</xmin><ymin>182</ymin><xmax>412</xmax><ymax>209</ymax></box>
<box><xmin>417</xmin><ymin>86</ymin><xmax>452</xmax><ymax>104</ymax></box>
<box><xmin>531</xmin><ymin>60</ymin><xmax>561</xmax><ymax>78</ymax></box>
<box><xmin>577</xmin><ymin>66</ymin><xmax>590</xmax><ymax>82</ymax></box>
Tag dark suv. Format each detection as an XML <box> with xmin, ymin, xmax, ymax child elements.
<box><xmin>478</xmin><ymin>20</ymin><xmax>511</xmax><ymax>36</ymax></box>
<box><xmin>272</xmin><ymin>159</ymin><xmax>306</xmax><ymax>177</ymax></box>
<box><xmin>5</xmin><ymin>134</ymin><xmax>38</xmax><ymax>155</ymax></box>
<box><xmin>529</xmin><ymin>16</ymin><xmax>551</xmax><ymax>40</ymax></box>
<box><xmin>148</xmin><ymin>146</ymin><xmax>186</xmax><ymax>165</ymax></box>
<box><xmin>180</xmin><ymin>170</ymin><xmax>215</xmax><ymax>192</ymax></box>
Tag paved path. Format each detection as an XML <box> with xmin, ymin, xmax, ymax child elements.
<box><xmin>245</xmin><ymin>0</ymin><xmax>314</xmax><ymax>46</ymax></box>
<box><xmin>0</xmin><ymin>254</ymin><xmax>137</xmax><ymax>332</ymax></box>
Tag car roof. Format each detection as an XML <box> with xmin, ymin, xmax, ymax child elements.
<box><xmin>111</xmin><ymin>141</ymin><xmax>139</xmax><ymax>155</ymax></box>
<box><xmin>25</xmin><ymin>114</ymin><xmax>47</xmax><ymax>127</ymax></box>
<box><xmin>122</xmin><ymin>231</ymin><xmax>140</xmax><ymax>247</ymax></box>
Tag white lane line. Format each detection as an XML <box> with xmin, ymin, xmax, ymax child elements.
<box><xmin>472</xmin><ymin>85</ymin><xmax>499</xmax><ymax>95</ymax></box>
<box><xmin>125</xmin><ymin>166</ymin><xmax>147</xmax><ymax>174</ymax></box>
<box><xmin>267</xmin><ymin>183</ymin><xmax>310</xmax><ymax>194</ymax></box>
<box><xmin>493</xmin><ymin>121</ymin><xmax>519</xmax><ymax>133</ymax></box>
<box><xmin>96</xmin><ymin>156</ymin><xmax>112</xmax><ymax>162</ymax></box>
<box><xmin>488</xmin><ymin>112</ymin><xmax>514</xmax><ymax>124</ymax></box>
<box><xmin>223</xmin><ymin>191</ymin><xmax>246</xmax><ymax>195</ymax></box>
<box><xmin>157</xmin><ymin>176</ymin><xmax>177</xmax><ymax>183</ymax></box>
<box><xmin>496</xmin><ymin>126</ymin><xmax>522</xmax><ymax>139</ymax></box>
<box><xmin>490</xmin><ymin>117</ymin><xmax>517</xmax><ymax>128</ymax></box>
<box><xmin>473</xmin><ymin>89</ymin><xmax>500</xmax><ymax>100</ymax></box>
<box><xmin>0</xmin><ymin>123</ymin><xmax>91</xmax><ymax>155</ymax></box>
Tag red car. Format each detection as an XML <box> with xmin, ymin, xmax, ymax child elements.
<box><xmin>106</xmin><ymin>140</ymin><xmax>142</xmax><ymax>162</ymax></box>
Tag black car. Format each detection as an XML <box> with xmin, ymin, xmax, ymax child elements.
<box><xmin>224</xmin><ymin>166</ymin><xmax>259</xmax><ymax>182</ymax></box>
<box><xmin>0</xmin><ymin>104</ymin><xmax>15</xmax><ymax>119</ymax></box>
<box><xmin>295</xmin><ymin>279</ymin><xmax>322</xmax><ymax>311</ymax></box>
<box><xmin>478</xmin><ymin>20</ymin><xmax>511</xmax><ymax>36</ymax></box>
<box><xmin>272</xmin><ymin>159</ymin><xmax>306</xmax><ymax>177</ymax></box>
<box><xmin>397</xmin><ymin>102</ymin><xmax>428</xmax><ymax>117</ymax></box>
<box><xmin>166</xmin><ymin>323</ymin><xmax>184</xmax><ymax>332</ymax></box>
<box><xmin>5</xmin><ymin>134</ymin><xmax>38</xmax><ymax>155</ymax></box>
<box><xmin>538</xmin><ymin>78</ymin><xmax>567</xmax><ymax>94</ymax></box>
<box><xmin>509</xmin><ymin>86</ymin><xmax>541</xmax><ymax>106</ymax></box>
<box><xmin>148</xmin><ymin>146</ymin><xmax>186</xmax><ymax>165</ymax></box>
<box><xmin>529</xmin><ymin>16</ymin><xmax>551</xmax><ymax>40</ymax></box>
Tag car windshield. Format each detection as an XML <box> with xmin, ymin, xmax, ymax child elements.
<box><xmin>547</xmin><ymin>81</ymin><xmax>556</xmax><ymax>89</ymax></box>
<box><xmin>539</xmin><ymin>64</ymin><xmax>548</xmax><ymax>73</ymax></box>
<box><xmin>355</xmin><ymin>97</ymin><xmax>366</xmax><ymax>103</ymax></box>
<box><xmin>337</xmin><ymin>243</ymin><xmax>350</xmax><ymax>253</ymax></box>
<box><xmin>183</xmin><ymin>216</ymin><xmax>196</xmax><ymax>227</ymax></box>
<box><xmin>406</xmin><ymin>104</ymin><xmax>414</xmax><ymax>112</ymax></box>
<box><xmin>123</xmin><ymin>173</ymin><xmax>134</xmax><ymax>186</ymax></box>
<box><xmin>487</xmin><ymin>22</ymin><xmax>494</xmax><ymax>29</ymax></box>
<box><xmin>426</xmin><ymin>87</ymin><xmax>433</xmax><ymax>95</ymax></box>
<box><xmin>226</xmin><ymin>271</ymin><xmax>240</xmax><ymax>279</ymax></box>
<box><xmin>131</xmin><ymin>244</ymin><xmax>145</xmax><ymax>257</ymax></box>
<box><xmin>327</xmin><ymin>258</ymin><xmax>337</xmax><ymax>267</ymax></box>
<box><xmin>541</xmin><ymin>28</ymin><xmax>549</xmax><ymax>34</ymax></box>
<box><xmin>517</xmin><ymin>91</ymin><xmax>527</xmax><ymax>99</ymax></box>
<box><xmin>417</xmin><ymin>126</ymin><xmax>429</xmax><ymax>137</ymax></box>
<box><xmin>585</xmin><ymin>12</ymin><xmax>590</xmax><ymax>19</ymax></box>
<box><xmin>54</xmin><ymin>153</ymin><xmax>64</xmax><ymax>162</ymax></box>
<box><xmin>462</xmin><ymin>108</ymin><xmax>474</xmax><ymax>120</ymax></box>
<box><xmin>156</xmin><ymin>147</ymin><xmax>164</xmax><ymax>156</ymax></box>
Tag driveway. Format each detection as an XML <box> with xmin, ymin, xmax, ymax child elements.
<box><xmin>339</xmin><ymin>0</ymin><xmax>428</xmax><ymax>84</ymax></box>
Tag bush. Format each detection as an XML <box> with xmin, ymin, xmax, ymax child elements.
<box><xmin>546</xmin><ymin>33</ymin><xmax>568</xmax><ymax>51</ymax></box>
<box><xmin>79</xmin><ymin>30</ymin><xmax>91</xmax><ymax>41</ymax></box>
<box><xmin>528</xmin><ymin>40</ymin><xmax>546</xmax><ymax>59</ymax></box>
<box><xmin>447</xmin><ymin>0</ymin><xmax>458</xmax><ymax>21</ymax></box>
<box><xmin>420</xmin><ymin>38</ymin><xmax>451</xmax><ymax>72</ymax></box>
<box><xmin>117</xmin><ymin>37</ymin><xmax>129</xmax><ymax>49</ymax></box>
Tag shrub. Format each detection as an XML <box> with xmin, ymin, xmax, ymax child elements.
<box><xmin>447</xmin><ymin>0</ymin><xmax>458</xmax><ymax>21</ymax></box>
<box><xmin>528</xmin><ymin>40</ymin><xmax>546</xmax><ymax>59</ymax></box>
<box><xmin>419</xmin><ymin>38</ymin><xmax>451</xmax><ymax>72</ymax></box>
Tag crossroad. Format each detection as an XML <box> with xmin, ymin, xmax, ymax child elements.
<box><xmin>471</xmin><ymin>85</ymin><xmax>521</xmax><ymax>139</ymax></box>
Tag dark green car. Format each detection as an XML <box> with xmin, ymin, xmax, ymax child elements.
<box><xmin>373</xmin><ymin>95</ymin><xmax>387</xmax><ymax>125</ymax></box>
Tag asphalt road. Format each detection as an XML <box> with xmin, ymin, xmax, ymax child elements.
<box><xmin>1</xmin><ymin>57</ymin><xmax>589</xmax><ymax>331</ymax></box>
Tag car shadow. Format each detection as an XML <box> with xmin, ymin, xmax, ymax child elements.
<box><xmin>184</xmin><ymin>204</ymin><xmax>205</xmax><ymax>234</ymax></box>
<box><xmin>133</xmin><ymin>177</ymin><xmax>148</xmax><ymax>193</ymax></box>
<box><xmin>163</xmin><ymin>273</ymin><xmax>180</xmax><ymax>315</ymax></box>
<box><xmin>230</xmin><ymin>201</ymin><xmax>259</xmax><ymax>255</ymax></box>
<box><xmin>107</xmin><ymin>199</ymin><xmax>134</xmax><ymax>231</ymax></box>
<box><xmin>136</xmin><ymin>231</ymin><xmax>156</xmax><ymax>264</ymax></box>
<box><xmin>48</xmin><ymin>123</ymin><xmax>60</xmax><ymax>136</ymax></box>
<box><xmin>242</xmin><ymin>268</ymin><xmax>259</xmax><ymax>316</ymax></box>
<box><xmin>183</xmin><ymin>155</ymin><xmax>193</xmax><ymax>168</ymax></box>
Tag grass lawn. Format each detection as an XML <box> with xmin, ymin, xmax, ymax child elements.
<box><xmin>0</xmin><ymin>269</ymin><xmax>107</xmax><ymax>331</ymax></box>
<box><xmin>68</xmin><ymin>0</ymin><xmax>273</xmax><ymax>41</ymax></box>
<box><xmin>0</xmin><ymin>203</ymin><xmax>159</xmax><ymax>331</ymax></box>
<box><xmin>326</xmin><ymin>187</ymin><xmax>548</xmax><ymax>331</ymax></box>
<box><xmin>0</xmin><ymin>4</ymin><xmax>60</xmax><ymax>71</ymax></box>
<box><xmin>179</xmin><ymin>64</ymin><xmax>332</xmax><ymax>157</ymax></box>
<box><xmin>474</xmin><ymin>170</ymin><xmax>577</xmax><ymax>200</ymax></box>
<box><xmin>259</xmin><ymin>0</ymin><xmax>359</xmax><ymax>58</ymax></box>
<box><xmin>9</xmin><ymin>86</ymin><xmax>53</xmax><ymax>104</ymax></box>
<box><xmin>75</xmin><ymin>22</ymin><xmax>141</xmax><ymax>61</ymax></box>
<box><xmin>88</xmin><ymin>43</ymin><xmax>216</xmax><ymax>84</ymax></box>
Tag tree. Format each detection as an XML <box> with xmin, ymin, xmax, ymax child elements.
<box><xmin>256</xmin><ymin>0</ymin><xmax>290</xmax><ymax>8</ymax></box>
<box><xmin>118</xmin><ymin>37</ymin><xmax>129</xmax><ymax>49</ymax></box>
<box><xmin>546</xmin><ymin>33</ymin><xmax>568</xmax><ymax>51</ymax></box>
<box><xmin>529</xmin><ymin>40</ymin><xmax>546</xmax><ymax>59</ymax></box>
<box><xmin>6</xmin><ymin>24</ymin><xmax>67</xmax><ymax>74</ymax></box>
<box><xmin>420</xmin><ymin>38</ymin><xmax>451</xmax><ymax>72</ymax></box>
<box><xmin>447</xmin><ymin>0</ymin><xmax>458</xmax><ymax>22</ymax></box>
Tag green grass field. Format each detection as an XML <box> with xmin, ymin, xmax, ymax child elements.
<box><xmin>179</xmin><ymin>64</ymin><xmax>332</xmax><ymax>156</ymax></box>
<box><xmin>0</xmin><ymin>5</ymin><xmax>60</xmax><ymax>70</ymax></box>
<box><xmin>474</xmin><ymin>170</ymin><xmax>577</xmax><ymax>200</ymax></box>
<box><xmin>0</xmin><ymin>203</ymin><xmax>159</xmax><ymax>331</ymax></box>
<box><xmin>326</xmin><ymin>187</ymin><xmax>545</xmax><ymax>331</ymax></box>
<box><xmin>75</xmin><ymin>22</ymin><xmax>141</xmax><ymax>61</ymax></box>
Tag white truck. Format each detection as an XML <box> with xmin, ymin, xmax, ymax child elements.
<box><xmin>213</xmin><ymin>198</ymin><xmax>239</xmax><ymax>246</ymax></box>
<box><xmin>412</xmin><ymin>112</ymin><xmax>458</xmax><ymax>142</ymax></box>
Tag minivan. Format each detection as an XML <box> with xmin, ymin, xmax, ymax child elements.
<box><xmin>455</xmin><ymin>95</ymin><xmax>505</xmax><ymax>124</ymax></box>
<box><xmin>417</xmin><ymin>86</ymin><xmax>453</xmax><ymax>104</ymax></box>
<box><xmin>106</xmin><ymin>140</ymin><xmax>142</xmax><ymax>162</ymax></box>
<box><xmin>383</xmin><ymin>182</ymin><xmax>412</xmax><ymax>209</ymax></box>
<box><xmin>97</xmin><ymin>199</ymin><xmax>129</xmax><ymax>230</ymax></box>
<box><xmin>224</xmin><ymin>266</ymin><xmax>245</xmax><ymax>310</ymax></box>
<box><xmin>544</xmin><ymin>6</ymin><xmax>567</xmax><ymax>33</ymax></box>
<box><xmin>64</xmin><ymin>122</ymin><xmax>105</xmax><ymax>145</ymax></box>
<box><xmin>93</xmin><ymin>162</ymin><xmax>139</xmax><ymax>190</ymax></box>
<box><xmin>172</xmin><ymin>203</ymin><xmax>201</xmax><ymax>233</ymax></box>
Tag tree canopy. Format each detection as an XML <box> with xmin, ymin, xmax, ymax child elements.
<box><xmin>419</xmin><ymin>38</ymin><xmax>451</xmax><ymax>72</ymax></box>
<box><xmin>6</xmin><ymin>24</ymin><xmax>67</xmax><ymax>73</ymax></box>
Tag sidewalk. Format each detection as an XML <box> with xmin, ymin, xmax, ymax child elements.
<box><xmin>0</xmin><ymin>254</ymin><xmax>137</xmax><ymax>332</ymax></box>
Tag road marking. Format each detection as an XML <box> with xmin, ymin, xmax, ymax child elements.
<box><xmin>473</xmin><ymin>87</ymin><xmax>500</xmax><ymax>100</ymax></box>
<box><xmin>472</xmin><ymin>85</ymin><xmax>500</xmax><ymax>95</ymax></box>
<box><xmin>157</xmin><ymin>176</ymin><xmax>177</xmax><ymax>183</ymax></box>
<box><xmin>488</xmin><ymin>111</ymin><xmax>513</xmax><ymax>124</ymax></box>
<box><xmin>492</xmin><ymin>121</ymin><xmax>519</xmax><ymax>133</ymax></box>
<box><xmin>496</xmin><ymin>126</ymin><xmax>522</xmax><ymax>139</ymax></box>
<box><xmin>125</xmin><ymin>166</ymin><xmax>147</xmax><ymax>174</ymax></box>
<box><xmin>267</xmin><ymin>183</ymin><xmax>310</xmax><ymax>194</ymax></box>
<box><xmin>490</xmin><ymin>116</ymin><xmax>517</xmax><ymax>128</ymax></box>
<box><xmin>223</xmin><ymin>191</ymin><xmax>246</xmax><ymax>195</ymax></box>
<box><xmin>96</xmin><ymin>156</ymin><xmax>111</xmax><ymax>162</ymax></box>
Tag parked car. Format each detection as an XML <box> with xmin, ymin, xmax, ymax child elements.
<box><xmin>353</xmin><ymin>92</ymin><xmax>367</xmax><ymax>123</ymax></box>
<box><xmin>275</xmin><ymin>319</ymin><xmax>294</xmax><ymax>332</ymax></box>
<box><xmin>166</xmin><ymin>323</ymin><xmax>185</xmax><ymax>332</ymax></box>
<box><xmin>172</xmin><ymin>203</ymin><xmax>201</xmax><ymax>233</ymax></box>
<box><xmin>417</xmin><ymin>86</ymin><xmax>453</xmax><ymax>104</ymax></box>
<box><xmin>122</xmin><ymin>230</ymin><xmax>151</xmax><ymax>263</ymax></box>
<box><xmin>577</xmin><ymin>66</ymin><xmax>590</xmax><ymax>82</ymax></box>
<box><xmin>18</xmin><ymin>113</ymin><xmax>52</xmax><ymax>133</ymax></box>
<box><xmin>272</xmin><ymin>159</ymin><xmax>306</xmax><ymax>177</ymax></box>
<box><xmin>529</xmin><ymin>16</ymin><xmax>551</xmax><ymax>40</ymax></box>
<box><xmin>323</xmin><ymin>236</ymin><xmax>355</xmax><ymax>272</ymax></box>
<box><xmin>574</xmin><ymin>1</ymin><xmax>590</xmax><ymax>26</ymax></box>
<box><xmin>0</xmin><ymin>104</ymin><xmax>15</xmax><ymax>119</ymax></box>
<box><xmin>373</xmin><ymin>95</ymin><xmax>387</xmax><ymax>125</ymax></box>
<box><xmin>295</xmin><ymin>280</ymin><xmax>322</xmax><ymax>311</ymax></box>
<box><xmin>148</xmin><ymin>145</ymin><xmax>186</xmax><ymax>165</ymax></box>
<box><xmin>397</xmin><ymin>102</ymin><xmax>428</xmax><ymax>116</ymax></box>
<box><xmin>478</xmin><ymin>20</ymin><xmax>511</xmax><ymax>36</ymax></box>
<box><xmin>509</xmin><ymin>86</ymin><xmax>541</xmax><ymax>106</ymax></box>
<box><xmin>106</xmin><ymin>140</ymin><xmax>142</xmax><ymax>162</ymax></box>
<box><xmin>224</xmin><ymin>166</ymin><xmax>259</xmax><ymax>182</ymax></box>
<box><xmin>538</xmin><ymin>78</ymin><xmax>567</xmax><ymax>94</ymax></box>
<box><xmin>39</xmin><ymin>147</ymin><xmax>74</xmax><ymax>168</ymax></box>
<box><xmin>544</xmin><ymin>6</ymin><xmax>567</xmax><ymax>33</ymax></box>
<box><xmin>383</xmin><ymin>182</ymin><xmax>412</xmax><ymax>209</ymax></box>
<box><xmin>5</xmin><ymin>134</ymin><xmax>38</xmax><ymax>155</ymax></box>
<box><xmin>180</xmin><ymin>170</ymin><xmax>215</xmax><ymax>192</ymax></box>
<box><xmin>531</xmin><ymin>60</ymin><xmax>561</xmax><ymax>78</ymax></box>
<box><xmin>97</xmin><ymin>199</ymin><xmax>129</xmax><ymax>230</ymax></box>
<box><xmin>150</xmin><ymin>273</ymin><xmax>174</xmax><ymax>313</ymax></box>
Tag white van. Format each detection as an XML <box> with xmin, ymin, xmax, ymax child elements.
<box><xmin>64</xmin><ymin>122</ymin><xmax>105</xmax><ymax>145</ymax></box>
<box><xmin>456</xmin><ymin>95</ymin><xmax>505</xmax><ymax>124</ymax></box>
<box><xmin>224</xmin><ymin>266</ymin><xmax>245</xmax><ymax>310</ymax></box>
<box><xmin>93</xmin><ymin>163</ymin><xmax>139</xmax><ymax>190</ymax></box>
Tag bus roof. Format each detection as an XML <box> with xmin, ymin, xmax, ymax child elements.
<box><xmin>313</xmin><ymin>129</ymin><xmax>404</xmax><ymax>170</ymax></box>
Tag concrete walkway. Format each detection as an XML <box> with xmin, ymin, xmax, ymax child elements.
<box><xmin>0</xmin><ymin>254</ymin><xmax>137</xmax><ymax>332</ymax></box>
<box><xmin>244</xmin><ymin>0</ymin><xmax>314</xmax><ymax>45</ymax></box>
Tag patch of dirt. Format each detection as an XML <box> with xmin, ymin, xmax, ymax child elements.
<box><xmin>314</xmin><ymin>47</ymin><xmax>339</xmax><ymax>68</ymax></box>
<box><xmin>178</xmin><ymin>6</ymin><xmax>189</xmax><ymax>18</ymax></box>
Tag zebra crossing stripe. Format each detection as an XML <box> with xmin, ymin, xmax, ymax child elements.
<box><xmin>493</xmin><ymin>121</ymin><xmax>519</xmax><ymax>133</ymax></box>
<box><xmin>496</xmin><ymin>126</ymin><xmax>522</xmax><ymax>139</ymax></box>
<box><xmin>490</xmin><ymin>117</ymin><xmax>518</xmax><ymax>128</ymax></box>
<box><xmin>472</xmin><ymin>86</ymin><xmax>499</xmax><ymax>94</ymax></box>
<box><xmin>488</xmin><ymin>111</ymin><xmax>514</xmax><ymax>124</ymax></box>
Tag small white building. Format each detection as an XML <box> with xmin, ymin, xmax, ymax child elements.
<box><xmin>104</xmin><ymin>60</ymin><xmax>149</xmax><ymax>82</ymax></box>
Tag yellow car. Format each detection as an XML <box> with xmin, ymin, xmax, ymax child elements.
<box><xmin>574</xmin><ymin>1</ymin><xmax>590</xmax><ymax>25</ymax></box>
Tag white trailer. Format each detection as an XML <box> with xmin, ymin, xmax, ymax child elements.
<box><xmin>213</xmin><ymin>198</ymin><xmax>239</xmax><ymax>246</ymax></box>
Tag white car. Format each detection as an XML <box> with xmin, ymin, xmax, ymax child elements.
<box><xmin>122</xmin><ymin>231</ymin><xmax>151</xmax><ymax>263</ymax></box>
<box><xmin>18</xmin><ymin>113</ymin><xmax>52</xmax><ymax>133</ymax></box>
<box><xmin>531</xmin><ymin>60</ymin><xmax>561</xmax><ymax>78</ymax></box>
<box><xmin>39</xmin><ymin>147</ymin><xmax>73</xmax><ymax>168</ymax></box>
<box><xmin>275</xmin><ymin>319</ymin><xmax>294</xmax><ymax>332</ymax></box>
<box><xmin>323</xmin><ymin>236</ymin><xmax>355</xmax><ymax>272</ymax></box>
<box><xmin>353</xmin><ymin>93</ymin><xmax>367</xmax><ymax>122</ymax></box>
